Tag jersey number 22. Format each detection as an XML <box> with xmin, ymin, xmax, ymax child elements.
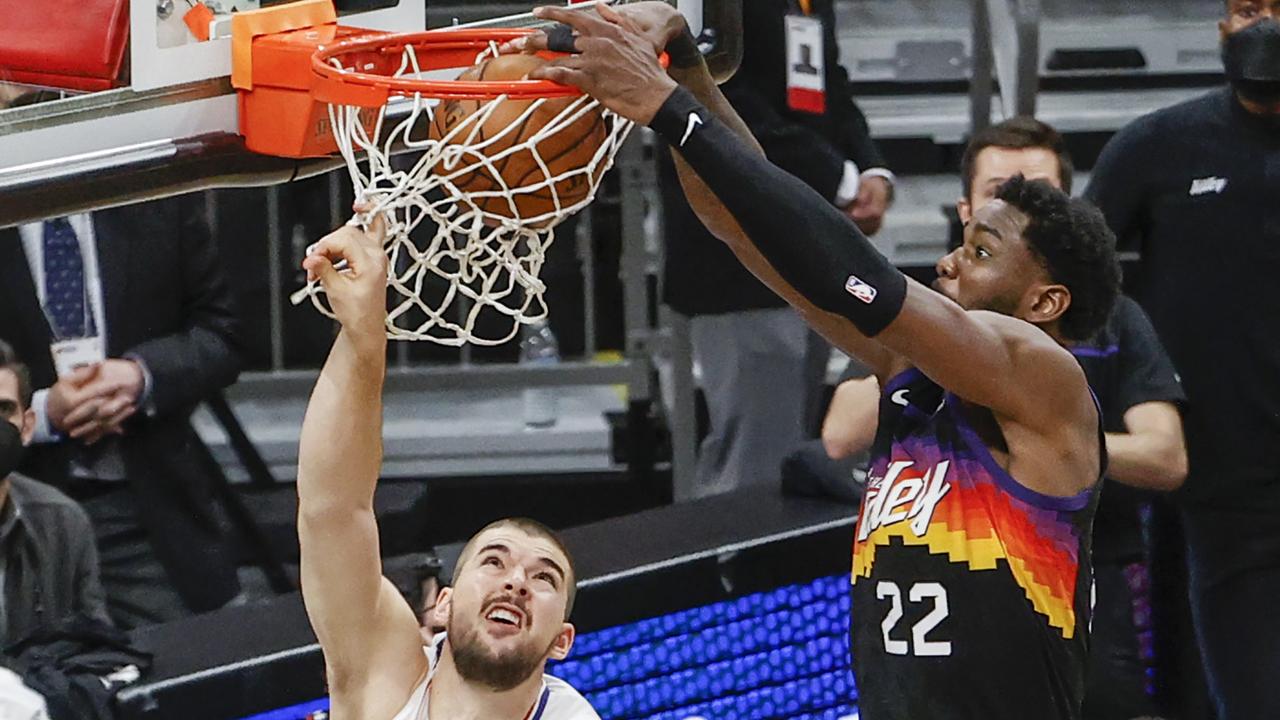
<box><xmin>875</xmin><ymin>581</ymin><xmax>952</xmax><ymax>657</ymax></box>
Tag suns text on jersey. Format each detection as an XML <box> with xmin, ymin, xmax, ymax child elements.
<box><xmin>856</xmin><ymin>460</ymin><xmax>952</xmax><ymax>541</ymax></box>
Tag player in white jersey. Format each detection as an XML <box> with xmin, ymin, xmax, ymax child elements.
<box><xmin>296</xmin><ymin>212</ymin><xmax>600</xmax><ymax>720</ymax></box>
<box><xmin>391</xmin><ymin>633</ymin><xmax>598</xmax><ymax>720</ymax></box>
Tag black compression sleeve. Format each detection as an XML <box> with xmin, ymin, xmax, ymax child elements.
<box><xmin>650</xmin><ymin>87</ymin><xmax>907</xmax><ymax>337</ymax></box>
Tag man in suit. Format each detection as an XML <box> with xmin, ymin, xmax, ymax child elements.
<box><xmin>0</xmin><ymin>193</ymin><xmax>245</xmax><ymax>628</ymax></box>
<box><xmin>660</xmin><ymin>0</ymin><xmax>893</xmax><ymax>499</ymax></box>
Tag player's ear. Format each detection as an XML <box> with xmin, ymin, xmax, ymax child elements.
<box><xmin>435</xmin><ymin>586</ymin><xmax>453</xmax><ymax>615</ymax></box>
<box><xmin>1026</xmin><ymin>282</ymin><xmax>1071</xmax><ymax>327</ymax></box>
<box><xmin>956</xmin><ymin>197</ymin><xmax>972</xmax><ymax>225</ymax></box>
<box><xmin>548</xmin><ymin>623</ymin><xmax>576</xmax><ymax>661</ymax></box>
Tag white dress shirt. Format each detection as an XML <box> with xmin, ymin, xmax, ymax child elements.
<box><xmin>18</xmin><ymin>215</ymin><xmax>108</xmax><ymax>444</ymax></box>
<box><xmin>17</xmin><ymin>216</ymin><xmax>152</xmax><ymax>482</ymax></box>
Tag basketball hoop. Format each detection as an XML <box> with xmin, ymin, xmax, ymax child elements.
<box><xmin>251</xmin><ymin>23</ymin><xmax>639</xmax><ymax>345</ymax></box>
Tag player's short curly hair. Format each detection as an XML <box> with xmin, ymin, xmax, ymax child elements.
<box><xmin>995</xmin><ymin>175</ymin><xmax>1120</xmax><ymax>341</ymax></box>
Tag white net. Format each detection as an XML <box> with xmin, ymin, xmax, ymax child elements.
<box><xmin>292</xmin><ymin>41</ymin><xmax>635</xmax><ymax>345</ymax></box>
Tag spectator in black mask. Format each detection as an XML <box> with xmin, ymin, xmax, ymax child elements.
<box><xmin>1085</xmin><ymin>3</ymin><xmax>1280</xmax><ymax>718</ymax></box>
<box><xmin>0</xmin><ymin>340</ymin><xmax>111</xmax><ymax>646</ymax></box>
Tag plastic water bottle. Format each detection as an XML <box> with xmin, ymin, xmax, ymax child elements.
<box><xmin>520</xmin><ymin>319</ymin><xmax>560</xmax><ymax>428</ymax></box>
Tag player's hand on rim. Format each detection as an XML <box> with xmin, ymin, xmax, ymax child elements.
<box><xmin>515</xmin><ymin>4</ymin><xmax>678</xmax><ymax>125</ymax></box>
<box><xmin>302</xmin><ymin>207</ymin><xmax>389</xmax><ymax>345</ymax></box>
<box><xmin>501</xmin><ymin>2</ymin><xmax>686</xmax><ymax>59</ymax></box>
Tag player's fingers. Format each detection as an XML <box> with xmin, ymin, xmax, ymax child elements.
<box><xmin>532</xmin><ymin>5</ymin><xmax>616</xmax><ymax>39</ymax></box>
<box><xmin>301</xmin><ymin>254</ymin><xmax>319</xmax><ymax>283</ymax></box>
<box><xmin>500</xmin><ymin>24</ymin><xmax>575</xmax><ymax>55</ymax></box>
<box><xmin>306</xmin><ymin>251</ymin><xmax>342</xmax><ymax>288</ymax></box>
<box><xmin>363</xmin><ymin>211</ymin><xmax>388</xmax><ymax>248</ymax></box>
<box><xmin>302</xmin><ymin>242</ymin><xmax>343</xmax><ymax>285</ymax></box>
<box><xmin>595</xmin><ymin>2</ymin><xmax>641</xmax><ymax>34</ymax></box>
<box><xmin>310</xmin><ymin>228</ymin><xmax>366</xmax><ymax>267</ymax></box>
<box><xmin>545</xmin><ymin>23</ymin><xmax>581</xmax><ymax>54</ymax></box>
<box><xmin>575</xmin><ymin>36</ymin><xmax>617</xmax><ymax>57</ymax></box>
<box><xmin>536</xmin><ymin>52</ymin><xmax>588</xmax><ymax>73</ymax></box>
<box><xmin>497</xmin><ymin>34</ymin><xmax>537</xmax><ymax>55</ymax></box>
<box><xmin>301</xmin><ymin>254</ymin><xmax>330</xmax><ymax>284</ymax></box>
<box><xmin>528</xmin><ymin>63</ymin><xmax>592</xmax><ymax>91</ymax></box>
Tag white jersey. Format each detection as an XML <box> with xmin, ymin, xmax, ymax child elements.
<box><xmin>392</xmin><ymin>635</ymin><xmax>600</xmax><ymax>720</ymax></box>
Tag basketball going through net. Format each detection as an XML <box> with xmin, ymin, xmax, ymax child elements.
<box><xmin>295</xmin><ymin>25</ymin><xmax>637</xmax><ymax>346</ymax></box>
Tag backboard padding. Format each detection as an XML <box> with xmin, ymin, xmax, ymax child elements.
<box><xmin>130</xmin><ymin>0</ymin><xmax>424</xmax><ymax>91</ymax></box>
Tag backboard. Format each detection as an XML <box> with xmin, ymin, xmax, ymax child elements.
<box><xmin>136</xmin><ymin>0</ymin><xmax>423</xmax><ymax>91</ymax></box>
<box><xmin>0</xmin><ymin>0</ymin><xmax>736</xmax><ymax>228</ymax></box>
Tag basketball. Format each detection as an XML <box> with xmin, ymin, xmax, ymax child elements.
<box><xmin>429</xmin><ymin>54</ymin><xmax>609</xmax><ymax>226</ymax></box>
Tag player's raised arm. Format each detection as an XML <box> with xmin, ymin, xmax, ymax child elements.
<box><xmin>295</xmin><ymin>214</ymin><xmax>427</xmax><ymax>716</ymax></box>
<box><xmin>525</xmin><ymin>5</ymin><xmax>1105</xmax><ymax>438</ymax></box>
<box><xmin>518</xmin><ymin>3</ymin><xmax>901</xmax><ymax>377</ymax></box>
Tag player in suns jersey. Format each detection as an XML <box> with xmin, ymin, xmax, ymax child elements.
<box><xmin>850</xmin><ymin>367</ymin><xmax>1101</xmax><ymax>718</ymax></box>
<box><xmin>507</xmin><ymin>4</ymin><xmax>1121</xmax><ymax>718</ymax></box>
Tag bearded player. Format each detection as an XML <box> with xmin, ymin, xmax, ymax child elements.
<box><xmin>295</xmin><ymin>213</ymin><xmax>599</xmax><ymax>719</ymax></box>
<box><xmin>509</xmin><ymin>4</ymin><xmax>1120</xmax><ymax>718</ymax></box>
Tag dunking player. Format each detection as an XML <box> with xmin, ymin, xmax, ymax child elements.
<box><xmin>508</xmin><ymin>4</ymin><xmax>1119</xmax><ymax>718</ymax></box>
<box><xmin>296</xmin><ymin>214</ymin><xmax>599</xmax><ymax>719</ymax></box>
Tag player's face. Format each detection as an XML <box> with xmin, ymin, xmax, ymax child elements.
<box><xmin>939</xmin><ymin>148</ymin><xmax>1064</xmax><ymax>301</ymax></box>
<box><xmin>936</xmin><ymin>200</ymin><xmax>1049</xmax><ymax>318</ymax></box>
<box><xmin>442</xmin><ymin>527</ymin><xmax>575</xmax><ymax>690</ymax></box>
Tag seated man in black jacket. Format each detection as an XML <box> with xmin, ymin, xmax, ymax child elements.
<box><xmin>0</xmin><ymin>340</ymin><xmax>111</xmax><ymax>646</ymax></box>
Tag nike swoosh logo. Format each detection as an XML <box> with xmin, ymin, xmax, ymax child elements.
<box><xmin>680</xmin><ymin>112</ymin><xmax>703</xmax><ymax>147</ymax></box>
<box><xmin>891</xmin><ymin>389</ymin><xmax>910</xmax><ymax>407</ymax></box>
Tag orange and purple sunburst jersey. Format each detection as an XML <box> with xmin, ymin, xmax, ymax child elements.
<box><xmin>849</xmin><ymin>368</ymin><xmax>1101</xmax><ymax>720</ymax></box>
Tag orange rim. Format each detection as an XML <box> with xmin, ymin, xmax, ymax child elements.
<box><xmin>312</xmin><ymin>28</ymin><xmax>584</xmax><ymax>107</ymax></box>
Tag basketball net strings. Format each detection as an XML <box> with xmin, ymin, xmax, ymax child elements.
<box><xmin>292</xmin><ymin>41</ymin><xmax>634</xmax><ymax>346</ymax></box>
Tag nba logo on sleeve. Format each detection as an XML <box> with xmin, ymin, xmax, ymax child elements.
<box><xmin>845</xmin><ymin>274</ymin><xmax>878</xmax><ymax>304</ymax></box>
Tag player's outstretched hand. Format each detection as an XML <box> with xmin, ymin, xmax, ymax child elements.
<box><xmin>302</xmin><ymin>210</ymin><xmax>388</xmax><ymax>346</ymax></box>
<box><xmin>502</xmin><ymin>1</ymin><xmax>687</xmax><ymax>59</ymax></box>
<box><xmin>521</xmin><ymin>4</ymin><xmax>678</xmax><ymax>125</ymax></box>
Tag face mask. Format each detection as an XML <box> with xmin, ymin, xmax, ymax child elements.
<box><xmin>0</xmin><ymin>421</ymin><xmax>24</xmax><ymax>479</ymax></box>
<box><xmin>1222</xmin><ymin>18</ymin><xmax>1280</xmax><ymax>106</ymax></box>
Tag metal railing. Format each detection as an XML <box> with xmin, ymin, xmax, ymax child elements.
<box><xmin>970</xmin><ymin>0</ymin><xmax>1042</xmax><ymax>131</ymax></box>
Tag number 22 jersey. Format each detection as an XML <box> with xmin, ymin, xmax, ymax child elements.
<box><xmin>850</xmin><ymin>369</ymin><xmax>1101</xmax><ymax>720</ymax></box>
